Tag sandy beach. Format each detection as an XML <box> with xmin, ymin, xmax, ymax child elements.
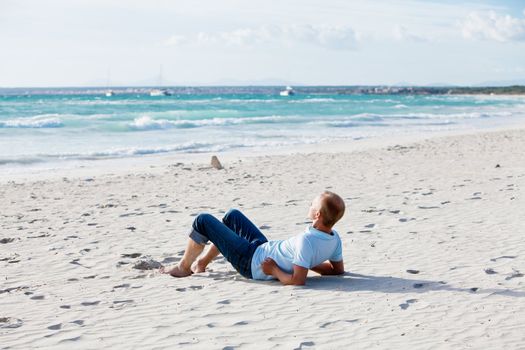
<box><xmin>1</xmin><ymin>127</ymin><xmax>524</xmax><ymax>349</ymax></box>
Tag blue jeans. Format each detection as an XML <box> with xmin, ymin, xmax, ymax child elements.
<box><xmin>189</xmin><ymin>209</ymin><xmax>268</xmax><ymax>279</ymax></box>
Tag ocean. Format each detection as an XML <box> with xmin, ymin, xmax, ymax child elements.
<box><xmin>1</xmin><ymin>87</ymin><xmax>524</xmax><ymax>169</ymax></box>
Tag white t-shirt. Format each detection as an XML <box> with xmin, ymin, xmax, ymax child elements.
<box><xmin>250</xmin><ymin>226</ymin><xmax>343</xmax><ymax>280</ymax></box>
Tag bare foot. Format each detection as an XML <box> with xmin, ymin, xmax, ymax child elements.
<box><xmin>161</xmin><ymin>264</ymin><xmax>192</xmax><ymax>277</ymax></box>
<box><xmin>191</xmin><ymin>259</ymin><xmax>207</xmax><ymax>273</ymax></box>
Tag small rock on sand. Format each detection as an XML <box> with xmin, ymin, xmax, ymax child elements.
<box><xmin>121</xmin><ymin>253</ymin><xmax>142</xmax><ymax>259</ymax></box>
<box><xmin>211</xmin><ymin>156</ymin><xmax>223</xmax><ymax>170</ymax></box>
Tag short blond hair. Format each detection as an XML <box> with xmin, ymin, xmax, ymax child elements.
<box><xmin>319</xmin><ymin>191</ymin><xmax>345</xmax><ymax>227</ymax></box>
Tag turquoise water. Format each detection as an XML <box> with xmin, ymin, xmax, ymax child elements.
<box><xmin>0</xmin><ymin>88</ymin><xmax>524</xmax><ymax>167</ymax></box>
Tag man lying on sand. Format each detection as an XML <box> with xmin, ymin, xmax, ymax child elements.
<box><xmin>161</xmin><ymin>191</ymin><xmax>345</xmax><ymax>285</ymax></box>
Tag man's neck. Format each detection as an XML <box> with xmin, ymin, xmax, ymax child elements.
<box><xmin>312</xmin><ymin>223</ymin><xmax>333</xmax><ymax>234</ymax></box>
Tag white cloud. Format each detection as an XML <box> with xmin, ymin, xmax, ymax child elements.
<box><xmin>164</xmin><ymin>35</ymin><xmax>188</xmax><ymax>46</ymax></box>
<box><xmin>164</xmin><ymin>24</ymin><xmax>359</xmax><ymax>50</ymax></box>
<box><xmin>462</xmin><ymin>10</ymin><xmax>525</xmax><ymax>42</ymax></box>
<box><xmin>393</xmin><ymin>25</ymin><xmax>429</xmax><ymax>42</ymax></box>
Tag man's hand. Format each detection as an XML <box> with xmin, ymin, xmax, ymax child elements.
<box><xmin>262</xmin><ymin>258</ymin><xmax>308</xmax><ymax>286</ymax></box>
<box><xmin>261</xmin><ymin>257</ymin><xmax>277</xmax><ymax>276</ymax></box>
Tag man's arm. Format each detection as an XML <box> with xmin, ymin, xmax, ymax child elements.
<box><xmin>311</xmin><ymin>260</ymin><xmax>345</xmax><ymax>275</ymax></box>
<box><xmin>261</xmin><ymin>258</ymin><xmax>308</xmax><ymax>286</ymax></box>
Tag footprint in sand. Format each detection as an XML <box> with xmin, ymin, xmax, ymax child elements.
<box><xmin>0</xmin><ymin>317</ymin><xmax>23</xmax><ymax>329</ymax></box>
<box><xmin>320</xmin><ymin>319</ymin><xmax>358</xmax><ymax>328</ymax></box>
<box><xmin>30</xmin><ymin>295</ymin><xmax>45</xmax><ymax>300</ymax></box>
<box><xmin>176</xmin><ymin>285</ymin><xmax>203</xmax><ymax>292</ymax></box>
<box><xmin>121</xmin><ymin>253</ymin><xmax>142</xmax><ymax>259</ymax></box>
<box><xmin>295</xmin><ymin>221</ymin><xmax>311</xmax><ymax>225</ymax></box>
<box><xmin>58</xmin><ymin>336</ymin><xmax>82</xmax><ymax>343</ymax></box>
<box><xmin>364</xmin><ymin>223</ymin><xmax>375</xmax><ymax>228</ymax></box>
<box><xmin>59</xmin><ymin>305</ymin><xmax>71</xmax><ymax>309</ymax></box>
<box><xmin>399</xmin><ymin>299</ymin><xmax>418</xmax><ymax>310</ymax></box>
<box><xmin>505</xmin><ymin>270</ymin><xmax>524</xmax><ymax>281</ymax></box>
<box><xmin>294</xmin><ymin>341</ymin><xmax>315</xmax><ymax>350</ymax></box>
<box><xmin>47</xmin><ymin>323</ymin><xmax>62</xmax><ymax>330</ymax></box>
<box><xmin>80</xmin><ymin>301</ymin><xmax>100</xmax><ymax>306</ymax></box>
<box><xmin>70</xmin><ymin>320</ymin><xmax>84</xmax><ymax>326</ymax></box>
<box><xmin>399</xmin><ymin>218</ymin><xmax>409</xmax><ymax>222</ymax></box>
<box><xmin>490</xmin><ymin>255</ymin><xmax>517</xmax><ymax>262</ymax></box>
<box><xmin>484</xmin><ymin>268</ymin><xmax>498</xmax><ymax>275</ymax></box>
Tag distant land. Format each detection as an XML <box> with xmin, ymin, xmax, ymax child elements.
<box><xmin>1</xmin><ymin>85</ymin><xmax>524</xmax><ymax>96</ymax></box>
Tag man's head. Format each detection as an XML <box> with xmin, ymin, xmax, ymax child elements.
<box><xmin>308</xmin><ymin>191</ymin><xmax>346</xmax><ymax>229</ymax></box>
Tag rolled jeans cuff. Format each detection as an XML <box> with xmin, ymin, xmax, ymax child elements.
<box><xmin>189</xmin><ymin>227</ymin><xmax>208</xmax><ymax>245</ymax></box>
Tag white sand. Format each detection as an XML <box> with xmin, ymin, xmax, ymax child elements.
<box><xmin>1</xmin><ymin>128</ymin><xmax>524</xmax><ymax>349</ymax></box>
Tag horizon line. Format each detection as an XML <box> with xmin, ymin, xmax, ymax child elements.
<box><xmin>2</xmin><ymin>84</ymin><xmax>525</xmax><ymax>89</ymax></box>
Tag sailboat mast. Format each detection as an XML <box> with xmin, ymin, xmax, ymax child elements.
<box><xmin>159</xmin><ymin>65</ymin><xmax>163</xmax><ymax>88</ymax></box>
<box><xmin>106</xmin><ymin>66</ymin><xmax>111</xmax><ymax>88</ymax></box>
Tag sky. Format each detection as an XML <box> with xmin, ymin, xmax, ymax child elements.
<box><xmin>1</xmin><ymin>0</ymin><xmax>525</xmax><ymax>87</ymax></box>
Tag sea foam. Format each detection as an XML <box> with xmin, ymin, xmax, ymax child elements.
<box><xmin>0</xmin><ymin>115</ymin><xmax>63</xmax><ymax>128</ymax></box>
<box><xmin>128</xmin><ymin>115</ymin><xmax>303</xmax><ymax>130</ymax></box>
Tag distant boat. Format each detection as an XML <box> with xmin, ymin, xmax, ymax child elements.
<box><xmin>150</xmin><ymin>88</ymin><xmax>171</xmax><ymax>97</ymax></box>
<box><xmin>150</xmin><ymin>65</ymin><xmax>171</xmax><ymax>96</ymax></box>
<box><xmin>104</xmin><ymin>67</ymin><xmax>115</xmax><ymax>97</ymax></box>
<box><xmin>279</xmin><ymin>86</ymin><xmax>295</xmax><ymax>96</ymax></box>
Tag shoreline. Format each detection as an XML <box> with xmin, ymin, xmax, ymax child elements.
<box><xmin>2</xmin><ymin>121</ymin><xmax>524</xmax><ymax>184</ymax></box>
